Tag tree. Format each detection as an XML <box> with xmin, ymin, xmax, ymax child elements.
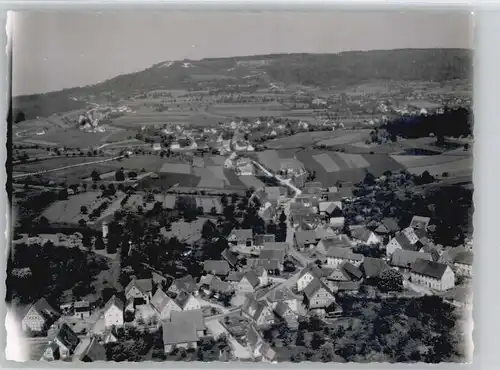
<box><xmin>279</xmin><ymin>211</ymin><xmax>287</xmax><ymax>223</ymax></box>
<box><xmin>58</xmin><ymin>189</ymin><xmax>68</xmax><ymax>200</ymax></box>
<box><xmin>311</xmin><ymin>332</ymin><xmax>325</xmax><ymax>350</ymax></box>
<box><xmin>80</xmin><ymin>206</ymin><xmax>88</xmax><ymax>214</ymax></box>
<box><xmin>363</xmin><ymin>172</ymin><xmax>376</xmax><ymax>186</ymax></box>
<box><xmin>201</xmin><ymin>220</ymin><xmax>217</xmax><ymax>240</ymax></box>
<box><xmin>82</xmin><ymin>234</ymin><xmax>92</xmax><ymax>250</ymax></box>
<box><xmin>115</xmin><ymin>169</ymin><xmax>125</xmax><ymax>182</ymax></box>
<box><xmin>94</xmin><ymin>235</ymin><xmax>106</xmax><ymax>250</ymax></box>
<box><xmin>91</xmin><ymin>170</ymin><xmax>101</xmax><ymax>182</ymax></box>
<box><xmin>128</xmin><ymin>171</ymin><xmax>137</xmax><ymax>179</ymax></box>
<box><xmin>210</xmin><ymin>206</ymin><xmax>217</xmax><ymax>216</ymax></box>
<box><xmin>283</xmin><ymin>260</ymin><xmax>296</xmax><ymax>273</ymax></box>
<box><xmin>78</xmin><ymin>219</ymin><xmax>87</xmax><ymax>227</ymax></box>
<box><xmin>377</xmin><ymin>268</ymin><xmax>403</xmax><ymax>292</ymax></box>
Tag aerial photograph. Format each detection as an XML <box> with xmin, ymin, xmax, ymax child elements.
<box><xmin>6</xmin><ymin>10</ymin><xmax>473</xmax><ymax>363</ymax></box>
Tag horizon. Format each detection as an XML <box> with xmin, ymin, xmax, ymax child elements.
<box><xmin>11</xmin><ymin>11</ymin><xmax>473</xmax><ymax>96</ymax></box>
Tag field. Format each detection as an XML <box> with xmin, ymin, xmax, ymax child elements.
<box><xmin>238</xmin><ymin>175</ymin><xmax>265</xmax><ymax>189</ymax></box>
<box><xmin>41</xmin><ymin>192</ymin><xmax>103</xmax><ymax>224</ymax></box>
<box><xmin>264</xmin><ymin>130</ymin><xmax>371</xmax><ymax>150</ymax></box>
<box><xmin>391</xmin><ymin>154</ymin><xmax>473</xmax><ymax>177</ymax></box>
<box><xmin>161</xmin><ymin>217</ymin><xmax>210</xmax><ymax>244</ymax></box>
<box><xmin>15</xmin><ymin>127</ymin><xmax>112</xmax><ymax>149</ymax></box>
<box><xmin>13</xmin><ymin>156</ymin><xmax>109</xmax><ymax>173</ymax></box>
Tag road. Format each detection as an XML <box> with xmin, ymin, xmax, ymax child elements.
<box><xmin>205</xmin><ymin>319</ymin><xmax>252</xmax><ymax>360</ymax></box>
<box><xmin>12</xmin><ymin>154</ymin><xmax>128</xmax><ymax>179</ymax></box>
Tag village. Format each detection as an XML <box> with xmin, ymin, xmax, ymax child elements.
<box><xmin>15</xmin><ymin>147</ymin><xmax>473</xmax><ymax>362</ymax></box>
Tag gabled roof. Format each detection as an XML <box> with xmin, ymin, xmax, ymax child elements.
<box><xmin>103</xmin><ymin>295</ymin><xmax>124</xmax><ymax>313</ymax></box>
<box><xmin>390</xmin><ymin>250</ymin><xmax>432</xmax><ymax>268</ymax></box>
<box><xmin>303</xmin><ymin>278</ymin><xmax>334</xmax><ymax>300</ymax></box>
<box><xmin>440</xmin><ymin>245</ymin><xmax>468</xmax><ymax>264</ymax></box>
<box><xmin>326</xmin><ymin>247</ymin><xmax>363</xmax><ymax>261</ymax></box>
<box><xmin>125</xmin><ymin>278</ymin><xmax>153</xmax><ymax>296</ymax></box>
<box><xmin>51</xmin><ymin>323</ymin><xmax>80</xmax><ymax>352</ymax></box>
<box><xmin>171</xmin><ymin>275</ymin><xmax>198</xmax><ymax>293</ymax></box>
<box><xmin>319</xmin><ymin>235</ymin><xmax>352</xmax><ymax>250</ymax></box>
<box><xmin>79</xmin><ymin>337</ymin><xmax>106</xmax><ymax>362</ymax></box>
<box><xmin>295</xmin><ymin>230</ymin><xmax>319</xmax><ymax>246</ymax></box>
<box><xmin>266</xmin><ymin>286</ymin><xmax>302</xmax><ymax>303</ymax></box>
<box><xmin>298</xmin><ymin>263</ymin><xmax>325</xmax><ymax>280</ymax></box>
<box><xmin>260</xmin><ymin>342</ymin><xmax>278</xmax><ymax>361</ymax></box>
<box><xmin>29</xmin><ymin>298</ymin><xmax>59</xmax><ymax>321</ymax></box>
<box><xmin>328</xmin><ymin>267</ymin><xmax>351</xmax><ymax>282</ymax></box>
<box><xmin>410</xmin><ymin>215</ymin><xmax>431</xmax><ymax>229</ymax></box>
<box><xmin>341</xmin><ymin>262</ymin><xmax>363</xmax><ymax>280</ymax></box>
<box><xmin>391</xmin><ymin>233</ymin><xmax>419</xmax><ymax>252</ymax></box>
<box><xmin>259</xmin><ymin>249</ymin><xmax>285</xmax><ymax>264</ymax></box>
<box><xmin>335</xmin><ymin>281</ymin><xmax>361</xmax><ymax>291</ymax></box>
<box><xmin>227</xmin><ymin>271</ymin><xmax>245</xmax><ymax>282</ymax></box>
<box><xmin>203</xmin><ymin>260</ymin><xmax>230</xmax><ymax>276</ymax></box>
<box><xmin>382</xmin><ymin>218</ymin><xmax>400</xmax><ymax>232</ymax></box>
<box><xmin>242</xmin><ymin>297</ymin><xmax>270</xmax><ymax>321</ymax></box>
<box><xmin>419</xmin><ymin>245</ymin><xmax>441</xmax><ymax>262</ymax></box>
<box><xmin>170</xmin><ymin>309</ymin><xmax>205</xmax><ymax>332</ymax></box>
<box><xmin>411</xmin><ymin>259</ymin><xmax>450</xmax><ymax>279</ymax></box>
<box><xmin>230</xmin><ymin>228</ymin><xmax>253</xmax><ymax>241</ymax></box>
<box><xmin>351</xmin><ymin>227</ymin><xmax>377</xmax><ymax>243</ymax></box>
<box><xmin>199</xmin><ymin>274</ymin><xmax>215</xmax><ymax>286</ymax></box>
<box><xmin>162</xmin><ymin>321</ymin><xmax>198</xmax><ymax>345</ymax></box>
<box><xmin>362</xmin><ymin>258</ymin><xmax>389</xmax><ymax>278</ymax></box>
<box><xmin>242</xmin><ymin>271</ymin><xmax>260</xmax><ymax>288</ymax></box>
<box><xmin>209</xmin><ymin>276</ymin><xmax>232</xmax><ymax>293</ymax></box>
<box><xmin>262</xmin><ymin>242</ymin><xmax>289</xmax><ymax>251</ymax></box>
<box><xmin>247</xmin><ymin>258</ymin><xmax>280</xmax><ymax>271</ymax></box>
<box><xmin>221</xmin><ymin>249</ymin><xmax>239</xmax><ymax>267</ymax></box>
<box><xmin>174</xmin><ymin>291</ymin><xmax>197</xmax><ymax>310</ymax></box>
<box><xmin>255</xmin><ymin>234</ymin><xmax>276</xmax><ymax>246</ymax></box>
<box><xmin>274</xmin><ymin>301</ymin><xmax>292</xmax><ymax>318</ymax></box>
<box><xmin>245</xmin><ymin>324</ymin><xmax>263</xmax><ymax>349</ymax></box>
<box><xmin>454</xmin><ymin>251</ymin><xmax>474</xmax><ymax>265</ymax></box>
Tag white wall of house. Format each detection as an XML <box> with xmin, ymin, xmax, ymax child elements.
<box><xmin>296</xmin><ymin>273</ymin><xmax>314</xmax><ymax>292</ymax></box>
<box><xmin>327</xmin><ymin>257</ymin><xmax>362</xmax><ymax>268</ymax></box>
<box><xmin>183</xmin><ymin>296</ymin><xmax>201</xmax><ymax>311</ymax></box>
<box><xmin>104</xmin><ymin>304</ymin><xmax>123</xmax><ymax>328</ymax></box>
<box><xmin>386</xmin><ymin>239</ymin><xmax>402</xmax><ymax>256</ymax></box>
<box><xmin>410</xmin><ymin>266</ymin><xmax>455</xmax><ymax>292</ymax></box>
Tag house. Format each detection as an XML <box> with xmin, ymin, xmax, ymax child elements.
<box><xmin>245</xmin><ymin>324</ymin><xmax>265</xmax><ymax>359</ymax></box>
<box><xmin>209</xmin><ymin>276</ymin><xmax>233</xmax><ymax>294</ymax></box>
<box><xmin>303</xmin><ymin>278</ymin><xmax>336</xmax><ymax>309</ymax></box>
<box><xmin>264</xmin><ymin>186</ymin><xmax>287</xmax><ymax>204</ymax></box>
<box><xmin>21</xmin><ymin>298</ymin><xmax>60</xmax><ymax>333</ymax></box>
<box><xmin>402</xmin><ymin>227</ymin><xmax>420</xmax><ymax>245</ymax></box>
<box><xmin>235</xmin><ymin>158</ymin><xmax>254</xmax><ymax>175</ymax></box>
<box><xmin>374</xmin><ymin>218</ymin><xmax>400</xmax><ymax>236</ymax></box>
<box><xmin>453</xmin><ymin>251</ymin><xmax>473</xmax><ymax>277</ymax></box>
<box><xmin>170</xmin><ymin>309</ymin><xmax>206</xmax><ymax>337</ymax></box>
<box><xmin>296</xmin><ymin>263</ymin><xmax>325</xmax><ymax>291</ymax></box>
<box><xmin>162</xmin><ymin>321</ymin><xmax>199</xmax><ymax>353</ymax></box>
<box><xmin>294</xmin><ymin>230</ymin><xmax>321</xmax><ymax>250</ymax></box>
<box><xmin>175</xmin><ymin>291</ymin><xmax>201</xmax><ymax>311</ymax></box>
<box><xmin>410</xmin><ymin>215</ymin><xmax>431</xmax><ymax>230</ymax></box>
<box><xmin>390</xmin><ymin>249</ymin><xmax>433</xmax><ymax>274</ymax></box>
<box><xmin>315</xmin><ymin>234</ymin><xmax>352</xmax><ymax>255</ymax></box>
<box><xmin>258</xmin><ymin>201</ymin><xmax>276</xmax><ymax>221</ymax></box>
<box><xmin>341</xmin><ymin>262</ymin><xmax>363</xmax><ymax>281</ymax></box>
<box><xmin>247</xmin><ymin>258</ymin><xmax>281</xmax><ymax>275</ymax></box>
<box><xmin>40</xmin><ymin>342</ymin><xmax>61</xmax><ymax>361</ymax></box>
<box><xmin>361</xmin><ymin>257</ymin><xmax>389</xmax><ymax>279</ymax></box>
<box><xmin>327</xmin><ymin>267</ymin><xmax>351</xmax><ymax>282</ymax></box>
<box><xmin>351</xmin><ymin>227</ymin><xmax>381</xmax><ymax>245</ymax></box>
<box><xmin>221</xmin><ymin>248</ymin><xmax>239</xmax><ymax>267</ymax></box>
<box><xmin>410</xmin><ymin>259</ymin><xmax>455</xmax><ymax>291</ymax></box>
<box><xmin>386</xmin><ymin>233</ymin><xmax>420</xmax><ymax>256</ymax></box>
<box><xmin>439</xmin><ymin>245</ymin><xmax>468</xmax><ymax>265</ymax></box>
<box><xmin>254</xmin><ymin>234</ymin><xmax>276</xmax><ymax>249</ymax></box>
<box><xmin>237</xmin><ymin>271</ymin><xmax>261</xmax><ymax>294</ymax></box>
<box><xmin>103</xmin><ymin>295</ymin><xmax>124</xmax><ymax>328</ymax></box>
<box><xmin>102</xmin><ymin>329</ymin><xmax>118</xmax><ymax>344</ymax></box>
<box><xmin>203</xmin><ymin>260</ymin><xmax>230</xmax><ymax>277</ymax></box>
<box><xmin>327</xmin><ymin>280</ymin><xmax>361</xmax><ymax>293</ymax></box>
<box><xmin>260</xmin><ymin>342</ymin><xmax>278</xmax><ymax>362</ymax></box>
<box><xmin>73</xmin><ymin>301</ymin><xmax>91</xmax><ymax>319</ymax></box>
<box><xmin>254</xmin><ymin>266</ymin><xmax>269</xmax><ymax>286</ymax></box>
<box><xmin>259</xmin><ymin>248</ymin><xmax>286</xmax><ymax>265</ymax></box>
<box><xmin>49</xmin><ymin>323</ymin><xmax>81</xmax><ymax>359</ymax></box>
<box><xmin>241</xmin><ymin>297</ymin><xmax>274</xmax><ymax>327</ymax></box>
<box><xmin>168</xmin><ymin>275</ymin><xmax>198</xmax><ymax>295</ymax></box>
<box><xmin>318</xmin><ymin>201</ymin><xmax>343</xmax><ymax>218</ymax></box>
<box><xmin>273</xmin><ymin>301</ymin><xmax>298</xmax><ymax>328</ymax></box>
<box><xmin>279</xmin><ymin>158</ymin><xmax>307</xmax><ymax>188</ymax></box>
<box><xmin>326</xmin><ymin>247</ymin><xmax>363</xmax><ymax>267</ymax></box>
<box><xmin>265</xmin><ymin>286</ymin><xmax>302</xmax><ymax>313</ymax></box>
<box><xmin>79</xmin><ymin>337</ymin><xmax>106</xmax><ymax>362</ymax></box>
<box><xmin>228</xmin><ymin>229</ymin><xmax>253</xmax><ymax>247</ymax></box>
<box><xmin>152</xmin><ymin>291</ymin><xmax>182</xmax><ymax>320</ymax></box>
<box><xmin>125</xmin><ymin>278</ymin><xmax>153</xmax><ymax>306</ymax></box>
<box><xmin>419</xmin><ymin>244</ymin><xmax>441</xmax><ymax>262</ymax></box>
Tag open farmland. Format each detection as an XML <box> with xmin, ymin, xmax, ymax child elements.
<box><xmin>41</xmin><ymin>192</ymin><xmax>103</xmax><ymax>224</ymax></box>
<box><xmin>13</xmin><ymin>156</ymin><xmax>109</xmax><ymax>173</ymax></box>
<box><xmin>264</xmin><ymin>130</ymin><xmax>370</xmax><ymax>150</ymax></box>
<box><xmin>316</xmin><ymin>131</ymin><xmax>370</xmax><ymax>147</ymax></box>
<box><xmin>17</xmin><ymin>127</ymin><xmax>112</xmax><ymax>149</ymax></box>
<box><xmin>238</xmin><ymin>175</ymin><xmax>265</xmax><ymax>189</ymax></box>
<box><xmin>391</xmin><ymin>154</ymin><xmax>473</xmax><ymax>176</ymax></box>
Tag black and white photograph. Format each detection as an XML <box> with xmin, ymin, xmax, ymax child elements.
<box><xmin>6</xmin><ymin>10</ymin><xmax>473</xmax><ymax>363</ymax></box>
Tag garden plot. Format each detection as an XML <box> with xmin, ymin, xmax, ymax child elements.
<box><xmin>256</xmin><ymin>150</ymin><xmax>282</xmax><ymax>172</ymax></box>
<box><xmin>42</xmin><ymin>192</ymin><xmax>102</xmax><ymax>224</ymax></box>
<box><xmin>404</xmin><ymin>157</ymin><xmax>473</xmax><ymax>176</ymax></box>
<box><xmin>161</xmin><ymin>217</ymin><xmax>209</xmax><ymax>244</ymax></box>
<box><xmin>312</xmin><ymin>153</ymin><xmax>341</xmax><ymax>172</ymax></box>
<box><xmin>335</xmin><ymin>152</ymin><xmax>370</xmax><ymax>169</ymax></box>
<box><xmin>238</xmin><ymin>175</ymin><xmax>265</xmax><ymax>189</ymax></box>
<box><xmin>159</xmin><ymin>162</ymin><xmax>193</xmax><ymax>174</ymax></box>
<box><xmin>196</xmin><ymin>197</ymin><xmax>223</xmax><ymax>214</ymax></box>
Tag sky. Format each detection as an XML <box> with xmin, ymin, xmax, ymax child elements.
<box><xmin>11</xmin><ymin>10</ymin><xmax>473</xmax><ymax>96</ymax></box>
